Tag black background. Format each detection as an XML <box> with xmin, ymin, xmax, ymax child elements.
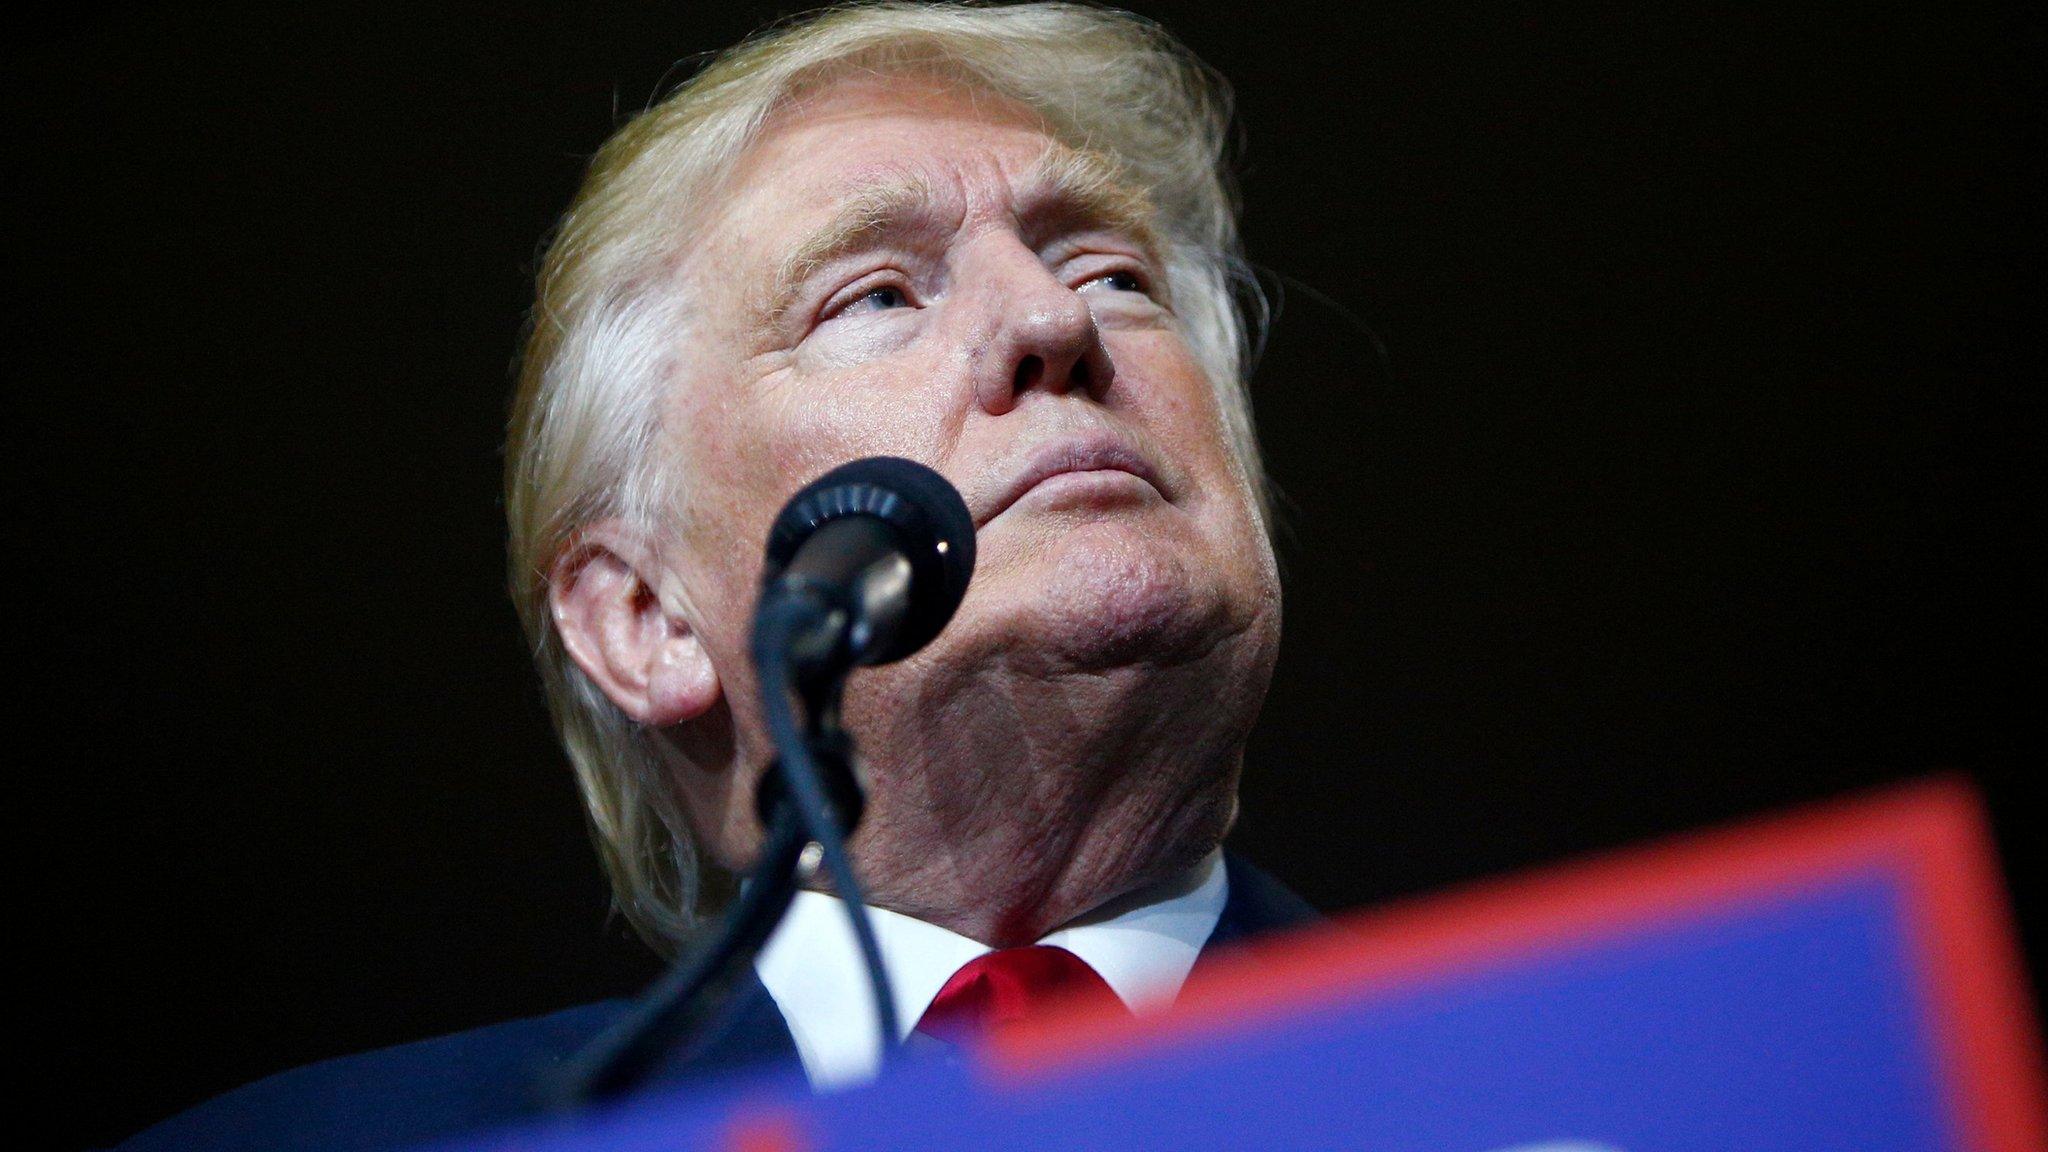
<box><xmin>11</xmin><ymin>3</ymin><xmax>2041</xmax><ymax>1148</ymax></box>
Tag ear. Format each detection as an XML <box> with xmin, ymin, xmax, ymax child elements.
<box><xmin>548</xmin><ymin>522</ymin><xmax>721</xmax><ymax>728</ymax></box>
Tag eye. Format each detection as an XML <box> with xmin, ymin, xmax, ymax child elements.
<box><xmin>832</xmin><ymin>283</ymin><xmax>914</xmax><ymax>318</ymax></box>
<box><xmin>1086</xmin><ymin>270</ymin><xmax>1145</xmax><ymax>294</ymax></box>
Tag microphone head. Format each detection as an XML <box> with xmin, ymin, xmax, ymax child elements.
<box><xmin>763</xmin><ymin>456</ymin><xmax>976</xmax><ymax>664</ymax></box>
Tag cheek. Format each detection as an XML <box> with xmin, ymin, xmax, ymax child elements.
<box><xmin>1112</xmin><ymin>335</ymin><xmax>1273</xmax><ymax>581</ymax></box>
<box><xmin>748</xmin><ymin>354</ymin><xmax>962</xmax><ymax>484</ymax></box>
<box><xmin>1112</xmin><ymin>333</ymin><xmax>1243</xmax><ymax>476</ymax></box>
<box><xmin>669</xmin><ymin>364</ymin><xmax>959</xmax><ymax>577</ymax></box>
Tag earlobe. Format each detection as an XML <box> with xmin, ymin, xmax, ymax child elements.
<box><xmin>641</xmin><ymin>629</ymin><xmax>722</xmax><ymax>728</ymax></box>
<box><xmin>548</xmin><ymin>524</ymin><xmax>722</xmax><ymax>728</ymax></box>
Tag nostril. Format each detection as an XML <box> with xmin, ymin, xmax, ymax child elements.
<box><xmin>1014</xmin><ymin>354</ymin><xmax>1044</xmax><ymax>394</ymax></box>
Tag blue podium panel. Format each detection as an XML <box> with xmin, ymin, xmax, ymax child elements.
<box><xmin>436</xmin><ymin>781</ymin><xmax>2044</xmax><ymax>1152</ymax></box>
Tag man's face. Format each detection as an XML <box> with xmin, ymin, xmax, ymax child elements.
<box><xmin>655</xmin><ymin>74</ymin><xmax>1280</xmax><ymax>773</ymax></box>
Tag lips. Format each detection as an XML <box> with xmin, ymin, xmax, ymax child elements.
<box><xmin>976</xmin><ymin>436</ymin><xmax>1162</xmax><ymax>527</ymax></box>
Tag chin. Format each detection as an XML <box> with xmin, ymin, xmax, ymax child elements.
<box><xmin>1009</xmin><ymin>522</ymin><xmax>1235</xmax><ymax>672</ymax></box>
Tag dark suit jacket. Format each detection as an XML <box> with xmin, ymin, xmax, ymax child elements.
<box><xmin>118</xmin><ymin>853</ymin><xmax>1317</xmax><ymax>1151</ymax></box>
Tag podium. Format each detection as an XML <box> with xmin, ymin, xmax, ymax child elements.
<box><xmin>440</xmin><ymin>779</ymin><xmax>2045</xmax><ymax>1151</ymax></box>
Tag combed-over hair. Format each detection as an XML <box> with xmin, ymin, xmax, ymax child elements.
<box><xmin>506</xmin><ymin>1</ymin><xmax>1265</xmax><ymax>952</ymax></box>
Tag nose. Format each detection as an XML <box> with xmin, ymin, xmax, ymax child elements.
<box><xmin>967</xmin><ymin>244</ymin><xmax>1116</xmax><ymax>416</ymax></box>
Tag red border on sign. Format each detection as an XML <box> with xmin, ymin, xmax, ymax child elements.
<box><xmin>989</xmin><ymin>778</ymin><xmax>2046</xmax><ymax>1152</ymax></box>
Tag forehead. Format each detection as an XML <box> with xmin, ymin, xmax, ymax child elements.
<box><xmin>704</xmin><ymin>72</ymin><xmax>1160</xmax><ymax>280</ymax></box>
<box><xmin>695</xmin><ymin>72</ymin><xmax>1157</xmax><ymax>324</ymax></box>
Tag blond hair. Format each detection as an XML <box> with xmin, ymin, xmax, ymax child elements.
<box><xmin>506</xmin><ymin>1</ymin><xmax>1264</xmax><ymax>952</ymax></box>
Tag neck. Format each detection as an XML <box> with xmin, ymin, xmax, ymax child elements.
<box><xmin>824</xmin><ymin>650</ymin><xmax>1258</xmax><ymax>946</ymax></box>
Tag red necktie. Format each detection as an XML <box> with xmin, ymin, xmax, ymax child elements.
<box><xmin>913</xmin><ymin>945</ymin><xmax>1132</xmax><ymax>1045</ymax></box>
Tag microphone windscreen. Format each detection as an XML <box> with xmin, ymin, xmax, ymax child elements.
<box><xmin>762</xmin><ymin>456</ymin><xmax>976</xmax><ymax>663</ymax></box>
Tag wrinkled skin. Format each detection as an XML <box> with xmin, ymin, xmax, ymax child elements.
<box><xmin>552</xmin><ymin>75</ymin><xmax>1281</xmax><ymax>946</ymax></box>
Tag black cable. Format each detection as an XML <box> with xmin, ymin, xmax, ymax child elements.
<box><xmin>750</xmin><ymin>594</ymin><xmax>901</xmax><ymax>1066</ymax></box>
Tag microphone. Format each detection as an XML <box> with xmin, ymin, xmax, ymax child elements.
<box><xmin>758</xmin><ymin>456</ymin><xmax>976</xmax><ymax>679</ymax></box>
<box><xmin>747</xmin><ymin>457</ymin><xmax>974</xmax><ymax>1074</ymax></box>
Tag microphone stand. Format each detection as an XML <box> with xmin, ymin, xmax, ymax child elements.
<box><xmin>542</xmin><ymin>592</ymin><xmax>896</xmax><ymax>1109</ymax></box>
<box><xmin>748</xmin><ymin>591</ymin><xmax>902</xmax><ymax>1067</ymax></box>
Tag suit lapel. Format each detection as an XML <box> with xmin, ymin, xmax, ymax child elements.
<box><xmin>1199</xmin><ymin>851</ymin><xmax>1321</xmax><ymax>967</ymax></box>
<box><xmin>639</xmin><ymin>967</ymin><xmax>802</xmax><ymax>1090</ymax></box>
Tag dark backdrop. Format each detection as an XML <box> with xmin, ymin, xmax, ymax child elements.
<box><xmin>12</xmin><ymin>3</ymin><xmax>2040</xmax><ymax>1148</ymax></box>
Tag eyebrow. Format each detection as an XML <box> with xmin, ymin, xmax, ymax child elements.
<box><xmin>753</xmin><ymin>144</ymin><xmax>1160</xmax><ymax>331</ymax></box>
<box><xmin>756</xmin><ymin>167</ymin><xmax>941</xmax><ymax>328</ymax></box>
<box><xmin>1017</xmin><ymin>144</ymin><xmax>1157</xmax><ymax>252</ymax></box>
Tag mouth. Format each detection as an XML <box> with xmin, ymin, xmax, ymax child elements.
<box><xmin>976</xmin><ymin>436</ymin><xmax>1163</xmax><ymax>528</ymax></box>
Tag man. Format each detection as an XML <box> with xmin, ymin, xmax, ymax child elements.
<box><xmin>121</xmin><ymin>4</ymin><xmax>1312</xmax><ymax>1148</ymax></box>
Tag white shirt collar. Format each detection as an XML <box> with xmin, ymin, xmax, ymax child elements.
<box><xmin>754</xmin><ymin>849</ymin><xmax>1228</xmax><ymax>1089</ymax></box>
